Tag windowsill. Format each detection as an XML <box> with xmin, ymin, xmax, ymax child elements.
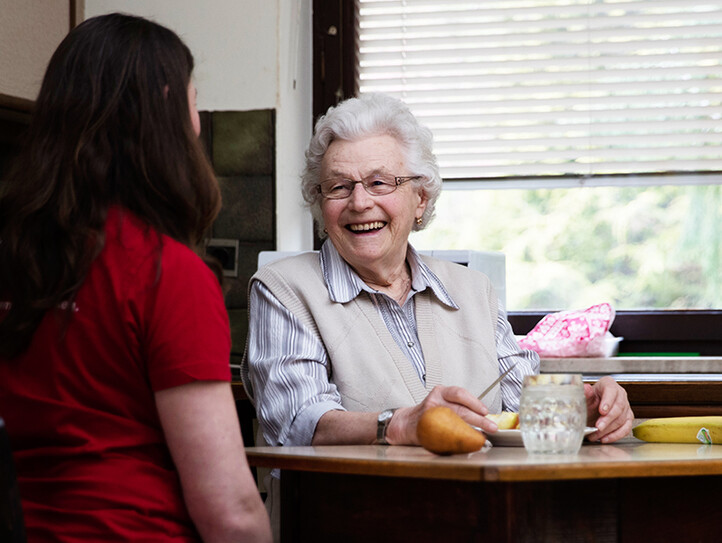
<box><xmin>541</xmin><ymin>356</ymin><xmax>722</xmax><ymax>377</ymax></box>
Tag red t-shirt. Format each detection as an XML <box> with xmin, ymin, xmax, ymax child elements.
<box><xmin>0</xmin><ymin>208</ymin><xmax>231</xmax><ymax>542</ymax></box>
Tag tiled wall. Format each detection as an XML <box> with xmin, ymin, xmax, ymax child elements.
<box><xmin>199</xmin><ymin>109</ymin><xmax>276</xmax><ymax>366</ymax></box>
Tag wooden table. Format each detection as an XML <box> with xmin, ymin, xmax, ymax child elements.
<box><xmin>246</xmin><ymin>439</ymin><xmax>722</xmax><ymax>542</ymax></box>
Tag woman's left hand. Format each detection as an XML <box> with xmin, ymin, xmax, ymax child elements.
<box><xmin>584</xmin><ymin>376</ymin><xmax>634</xmax><ymax>443</ymax></box>
<box><xmin>385</xmin><ymin>385</ymin><xmax>497</xmax><ymax>446</ymax></box>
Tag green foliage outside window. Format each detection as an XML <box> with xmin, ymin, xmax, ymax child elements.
<box><xmin>413</xmin><ymin>184</ymin><xmax>722</xmax><ymax>311</ymax></box>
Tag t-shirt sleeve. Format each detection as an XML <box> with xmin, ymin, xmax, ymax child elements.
<box><xmin>139</xmin><ymin>240</ymin><xmax>231</xmax><ymax>391</ymax></box>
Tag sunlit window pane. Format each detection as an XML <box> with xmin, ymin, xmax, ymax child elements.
<box><xmin>360</xmin><ymin>1</ymin><xmax>722</xmax><ymax>312</ymax></box>
<box><xmin>411</xmin><ymin>184</ymin><xmax>722</xmax><ymax>310</ymax></box>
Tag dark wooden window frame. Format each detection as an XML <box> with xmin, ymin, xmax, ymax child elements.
<box><xmin>311</xmin><ymin>0</ymin><xmax>722</xmax><ymax>356</ymax></box>
<box><xmin>312</xmin><ymin>0</ymin><xmax>359</xmax><ymax>123</ymax></box>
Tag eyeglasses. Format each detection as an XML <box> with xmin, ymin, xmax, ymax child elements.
<box><xmin>317</xmin><ymin>174</ymin><xmax>422</xmax><ymax>200</ymax></box>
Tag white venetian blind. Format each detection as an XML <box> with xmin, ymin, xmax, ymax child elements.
<box><xmin>358</xmin><ymin>0</ymin><xmax>722</xmax><ymax>182</ymax></box>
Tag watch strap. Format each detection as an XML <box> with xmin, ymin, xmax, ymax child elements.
<box><xmin>376</xmin><ymin>408</ymin><xmax>398</xmax><ymax>445</ymax></box>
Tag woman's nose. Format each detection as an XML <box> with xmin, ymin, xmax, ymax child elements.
<box><xmin>347</xmin><ymin>182</ymin><xmax>373</xmax><ymax>210</ymax></box>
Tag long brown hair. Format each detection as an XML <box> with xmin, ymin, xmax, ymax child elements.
<box><xmin>0</xmin><ymin>13</ymin><xmax>222</xmax><ymax>358</ymax></box>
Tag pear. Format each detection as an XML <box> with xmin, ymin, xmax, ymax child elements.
<box><xmin>417</xmin><ymin>406</ymin><xmax>487</xmax><ymax>455</ymax></box>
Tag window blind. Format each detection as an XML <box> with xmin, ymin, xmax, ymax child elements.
<box><xmin>358</xmin><ymin>0</ymin><xmax>722</xmax><ymax>183</ymax></box>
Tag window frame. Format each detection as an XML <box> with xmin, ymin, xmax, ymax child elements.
<box><xmin>312</xmin><ymin>0</ymin><xmax>722</xmax><ymax>355</ymax></box>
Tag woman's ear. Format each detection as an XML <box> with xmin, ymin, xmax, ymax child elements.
<box><xmin>163</xmin><ymin>84</ymin><xmax>170</xmax><ymax>98</ymax></box>
<box><xmin>416</xmin><ymin>189</ymin><xmax>429</xmax><ymax>216</ymax></box>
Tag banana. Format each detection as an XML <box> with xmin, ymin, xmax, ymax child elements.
<box><xmin>632</xmin><ymin>416</ymin><xmax>722</xmax><ymax>444</ymax></box>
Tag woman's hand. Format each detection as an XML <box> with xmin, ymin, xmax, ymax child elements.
<box><xmin>386</xmin><ymin>385</ymin><xmax>499</xmax><ymax>445</ymax></box>
<box><xmin>584</xmin><ymin>376</ymin><xmax>634</xmax><ymax>443</ymax></box>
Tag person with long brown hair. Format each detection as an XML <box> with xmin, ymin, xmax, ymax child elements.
<box><xmin>0</xmin><ymin>13</ymin><xmax>271</xmax><ymax>542</ymax></box>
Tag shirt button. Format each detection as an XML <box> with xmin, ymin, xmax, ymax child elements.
<box><xmin>407</xmin><ymin>341</ymin><xmax>414</xmax><ymax>347</ymax></box>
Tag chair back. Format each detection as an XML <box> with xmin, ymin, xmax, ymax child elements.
<box><xmin>0</xmin><ymin>418</ymin><xmax>26</xmax><ymax>543</ymax></box>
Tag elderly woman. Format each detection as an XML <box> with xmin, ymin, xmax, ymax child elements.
<box><xmin>242</xmin><ymin>93</ymin><xmax>633</xmax><ymax>450</ymax></box>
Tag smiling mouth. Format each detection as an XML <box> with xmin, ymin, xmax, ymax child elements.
<box><xmin>347</xmin><ymin>221</ymin><xmax>386</xmax><ymax>232</ymax></box>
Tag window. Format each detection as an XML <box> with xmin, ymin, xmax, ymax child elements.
<box><xmin>358</xmin><ymin>0</ymin><xmax>722</xmax><ymax>182</ymax></box>
<box><xmin>312</xmin><ymin>0</ymin><xmax>722</xmax><ymax>354</ymax></box>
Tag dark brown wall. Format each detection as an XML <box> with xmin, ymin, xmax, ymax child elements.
<box><xmin>199</xmin><ymin>110</ymin><xmax>277</xmax><ymax>364</ymax></box>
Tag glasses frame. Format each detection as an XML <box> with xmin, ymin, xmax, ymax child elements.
<box><xmin>317</xmin><ymin>175</ymin><xmax>422</xmax><ymax>200</ymax></box>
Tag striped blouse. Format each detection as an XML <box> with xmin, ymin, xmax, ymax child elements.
<box><xmin>243</xmin><ymin>241</ymin><xmax>539</xmax><ymax>447</ymax></box>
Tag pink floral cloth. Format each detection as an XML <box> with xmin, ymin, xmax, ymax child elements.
<box><xmin>519</xmin><ymin>303</ymin><xmax>615</xmax><ymax>358</ymax></box>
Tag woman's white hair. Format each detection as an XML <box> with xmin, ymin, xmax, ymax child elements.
<box><xmin>301</xmin><ymin>93</ymin><xmax>443</xmax><ymax>238</ymax></box>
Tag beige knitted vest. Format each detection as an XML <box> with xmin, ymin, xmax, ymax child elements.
<box><xmin>245</xmin><ymin>252</ymin><xmax>502</xmax><ymax>414</ymax></box>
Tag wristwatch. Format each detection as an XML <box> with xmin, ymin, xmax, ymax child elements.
<box><xmin>376</xmin><ymin>408</ymin><xmax>398</xmax><ymax>445</ymax></box>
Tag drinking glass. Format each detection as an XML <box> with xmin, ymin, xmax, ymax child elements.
<box><xmin>519</xmin><ymin>373</ymin><xmax>587</xmax><ymax>454</ymax></box>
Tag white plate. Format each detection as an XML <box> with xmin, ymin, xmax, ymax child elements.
<box><xmin>487</xmin><ymin>427</ymin><xmax>597</xmax><ymax>447</ymax></box>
